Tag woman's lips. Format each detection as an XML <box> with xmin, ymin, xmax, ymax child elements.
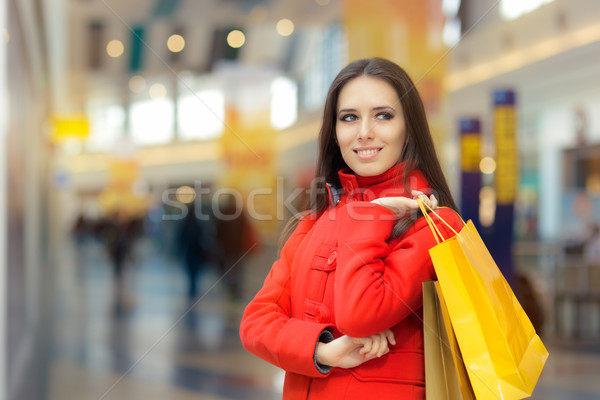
<box><xmin>354</xmin><ymin>148</ymin><xmax>382</xmax><ymax>160</ymax></box>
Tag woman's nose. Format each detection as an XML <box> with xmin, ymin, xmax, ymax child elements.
<box><xmin>357</xmin><ymin>119</ymin><xmax>374</xmax><ymax>140</ymax></box>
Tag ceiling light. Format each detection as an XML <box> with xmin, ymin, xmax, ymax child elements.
<box><xmin>480</xmin><ymin>157</ymin><xmax>497</xmax><ymax>175</ymax></box>
<box><xmin>227</xmin><ymin>30</ymin><xmax>246</xmax><ymax>48</ymax></box>
<box><xmin>167</xmin><ymin>34</ymin><xmax>185</xmax><ymax>53</ymax></box>
<box><xmin>176</xmin><ymin>186</ymin><xmax>196</xmax><ymax>204</ymax></box>
<box><xmin>129</xmin><ymin>75</ymin><xmax>146</xmax><ymax>93</ymax></box>
<box><xmin>106</xmin><ymin>39</ymin><xmax>124</xmax><ymax>58</ymax></box>
<box><xmin>276</xmin><ymin>19</ymin><xmax>295</xmax><ymax>37</ymax></box>
<box><xmin>149</xmin><ymin>83</ymin><xmax>167</xmax><ymax>99</ymax></box>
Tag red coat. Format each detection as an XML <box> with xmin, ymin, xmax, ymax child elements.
<box><xmin>240</xmin><ymin>163</ymin><xmax>464</xmax><ymax>399</ymax></box>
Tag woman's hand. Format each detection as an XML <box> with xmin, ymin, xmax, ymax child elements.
<box><xmin>371</xmin><ymin>190</ymin><xmax>438</xmax><ymax>218</ymax></box>
<box><xmin>316</xmin><ymin>329</ymin><xmax>396</xmax><ymax>369</ymax></box>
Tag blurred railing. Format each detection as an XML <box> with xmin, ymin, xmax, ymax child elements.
<box><xmin>514</xmin><ymin>241</ymin><xmax>600</xmax><ymax>339</ymax></box>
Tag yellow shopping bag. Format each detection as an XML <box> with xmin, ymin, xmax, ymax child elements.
<box><xmin>419</xmin><ymin>201</ymin><xmax>549</xmax><ymax>400</ymax></box>
<box><xmin>423</xmin><ymin>280</ymin><xmax>476</xmax><ymax>400</ymax></box>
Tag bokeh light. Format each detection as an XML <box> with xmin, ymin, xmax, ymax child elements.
<box><xmin>167</xmin><ymin>34</ymin><xmax>185</xmax><ymax>53</ymax></box>
<box><xmin>128</xmin><ymin>75</ymin><xmax>146</xmax><ymax>93</ymax></box>
<box><xmin>479</xmin><ymin>186</ymin><xmax>496</xmax><ymax>227</ymax></box>
<box><xmin>276</xmin><ymin>19</ymin><xmax>295</xmax><ymax>37</ymax></box>
<box><xmin>227</xmin><ymin>30</ymin><xmax>246</xmax><ymax>48</ymax></box>
<box><xmin>480</xmin><ymin>156</ymin><xmax>497</xmax><ymax>175</ymax></box>
<box><xmin>176</xmin><ymin>185</ymin><xmax>196</xmax><ymax>204</ymax></box>
<box><xmin>106</xmin><ymin>39</ymin><xmax>124</xmax><ymax>58</ymax></box>
<box><xmin>149</xmin><ymin>83</ymin><xmax>167</xmax><ymax>100</ymax></box>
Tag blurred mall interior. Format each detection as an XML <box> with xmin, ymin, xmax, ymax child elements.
<box><xmin>1</xmin><ymin>0</ymin><xmax>600</xmax><ymax>398</ymax></box>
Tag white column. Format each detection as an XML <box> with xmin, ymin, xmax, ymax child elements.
<box><xmin>0</xmin><ymin>0</ymin><xmax>8</xmax><ymax>398</ymax></box>
<box><xmin>45</xmin><ymin>0</ymin><xmax>67</xmax><ymax>112</ymax></box>
<box><xmin>538</xmin><ymin>107</ymin><xmax>570</xmax><ymax>241</ymax></box>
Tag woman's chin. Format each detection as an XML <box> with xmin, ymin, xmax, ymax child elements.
<box><xmin>351</xmin><ymin>165</ymin><xmax>388</xmax><ymax>177</ymax></box>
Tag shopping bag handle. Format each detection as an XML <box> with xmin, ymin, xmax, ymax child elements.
<box><xmin>417</xmin><ymin>198</ymin><xmax>463</xmax><ymax>244</ymax></box>
<box><xmin>419</xmin><ymin>200</ymin><xmax>445</xmax><ymax>244</ymax></box>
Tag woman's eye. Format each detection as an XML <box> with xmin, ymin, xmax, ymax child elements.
<box><xmin>376</xmin><ymin>112</ymin><xmax>393</xmax><ymax>120</ymax></box>
<box><xmin>340</xmin><ymin>114</ymin><xmax>358</xmax><ymax>122</ymax></box>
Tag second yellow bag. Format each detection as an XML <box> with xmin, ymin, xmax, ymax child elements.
<box><xmin>419</xmin><ymin>201</ymin><xmax>549</xmax><ymax>400</ymax></box>
<box><xmin>423</xmin><ymin>279</ymin><xmax>475</xmax><ymax>400</ymax></box>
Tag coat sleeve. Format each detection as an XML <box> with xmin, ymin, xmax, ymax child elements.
<box><xmin>239</xmin><ymin>217</ymin><xmax>335</xmax><ymax>377</ymax></box>
<box><xmin>334</xmin><ymin>202</ymin><xmax>463</xmax><ymax>338</ymax></box>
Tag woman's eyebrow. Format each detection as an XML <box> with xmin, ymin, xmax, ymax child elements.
<box><xmin>338</xmin><ymin>105</ymin><xmax>395</xmax><ymax>112</ymax></box>
<box><xmin>373</xmin><ymin>106</ymin><xmax>395</xmax><ymax>112</ymax></box>
<box><xmin>337</xmin><ymin>105</ymin><xmax>396</xmax><ymax>115</ymax></box>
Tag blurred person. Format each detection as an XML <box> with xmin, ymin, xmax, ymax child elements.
<box><xmin>584</xmin><ymin>223</ymin><xmax>600</xmax><ymax>265</ymax></box>
<box><xmin>215</xmin><ymin>195</ymin><xmax>259</xmax><ymax>302</ymax></box>
<box><xmin>240</xmin><ymin>58</ymin><xmax>463</xmax><ymax>399</ymax></box>
<box><xmin>563</xmin><ymin>191</ymin><xmax>595</xmax><ymax>255</ymax></box>
<box><xmin>72</xmin><ymin>213</ymin><xmax>89</xmax><ymax>247</ymax></box>
<box><xmin>176</xmin><ymin>203</ymin><xmax>215</xmax><ymax>299</ymax></box>
<box><xmin>102</xmin><ymin>210</ymin><xmax>140</xmax><ymax>313</ymax></box>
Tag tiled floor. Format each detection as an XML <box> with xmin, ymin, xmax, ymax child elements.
<box><xmin>48</xmin><ymin>236</ymin><xmax>283</xmax><ymax>400</ymax></box>
<box><xmin>47</xmin><ymin>234</ymin><xmax>600</xmax><ymax>400</ymax></box>
<box><xmin>531</xmin><ymin>343</ymin><xmax>600</xmax><ymax>400</ymax></box>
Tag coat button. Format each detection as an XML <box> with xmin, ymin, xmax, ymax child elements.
<box><xmin>343</xmin><ymin>183</ymin><xmax>353</xmax><ymax>196</ymax></box>
<box><xmin>315</xmin><ymin>309</ymin><xmax>323</xmax><ymax>323</ymax></box>
<box><xmin>327</xmin><ymin>251</ymin><xmax>337</xmax><ymax>265</ymax></box>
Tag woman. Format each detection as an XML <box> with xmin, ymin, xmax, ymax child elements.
<box><xmin>240</xmin><ymin>58</ymin><xmax>464</xmax><ymax>399</ymax></box>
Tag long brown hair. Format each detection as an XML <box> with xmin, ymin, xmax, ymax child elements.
<box><xmin>284</xmin><ymin>58</ymin><xmax>458</xmax><ymax>244</ymax></box>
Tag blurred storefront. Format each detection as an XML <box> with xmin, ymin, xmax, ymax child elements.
<box><xmin>448</xmin><ymin>0</ymin><xmax>600</xmax><ymax>337</ymax></box>
<box><xmin>2</xmin><ymin>0</ymin><xmax>600</xmax><ymax>399</ymax></box>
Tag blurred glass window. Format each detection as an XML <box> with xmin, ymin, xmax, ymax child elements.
<box><xmin>130</xmin><ymin>98</ymin><xmax>174</xmax><ymax>146</ymax></box>
<box><xmin>271</xmin><ymin>77</ymin><xmax>297</xmax><ymax>130</ymax></box>
<box><xmin>86</xmin><ymin>100</ymin><xmax>125</xmax><ymax>152</ymax></box>
<box><xmin>177</xmin><ymin>89</ymin><xmax>225</xmax><ymax>140</ymax></box>
<box><xmin>302</xmin><ymin>23</ymin><xmax>347</xmax><ymax>112</ymax></box>
<box><xmin>500</xmin><ymin>0</ymin><xmax>554</xmax><ymax>20</ymax></box>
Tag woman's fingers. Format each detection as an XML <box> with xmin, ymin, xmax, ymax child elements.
<box><xmin>411</xmin><ymin>190</ymin><xmax>438</xmax><ymax>210</ymax></box>
<box><xmin>352</xmin><ymin>330</ymin><xmax>396</xmax><ymax>360</ymax></box>
<box><xmin>371</xmin><ymin>333</ymin><xmax>384</xmax><ymax>357</ymax></box>
<box><xmin>411</xmin><ymin>190</ymin><xmax>427</xmax><ymax>203</ymax></box>
<box><xmin>374</xmin><ymin>330</ymin><xmax>394</xmax><ymax>356</ymax></box>
<box><xmin>358</xmin><ymin>338</ymin><xmax>372</xmax><ymax>355</ymax></box>
<box><xmin>430</xmin><ymin>194</ymin><xmax>438</xmax><ymax>209</ymax></box>
<box><xmin>369</xmin><ymin>332</ymin><xmax>388</xmax><ymax>358</ymax></box>
<box><xmin>384</xmin><ymin>329</ymin><xmax>396</xmax><ymax>346</ymax></box>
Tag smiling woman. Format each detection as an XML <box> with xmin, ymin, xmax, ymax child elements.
<box><xmin>335</xmin><ymin>76</ymin><xmax>407</xmax><ymax>177</ymax></box>
<box><xmin>240</xmin><ymin>58</ymin><xmax>463</xmax><ymax>400</ymax></box>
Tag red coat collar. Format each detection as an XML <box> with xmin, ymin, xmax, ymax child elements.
<box><xmin>336</xmin><ymin>162</ymin><xmax>431</xmax><ymax>202</ymax></box>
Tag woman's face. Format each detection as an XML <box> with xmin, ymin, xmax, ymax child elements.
<box><xmin>335</xmin><ymin>76</ymin><xmax>407</xmax><ymax>177</ymax></box>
